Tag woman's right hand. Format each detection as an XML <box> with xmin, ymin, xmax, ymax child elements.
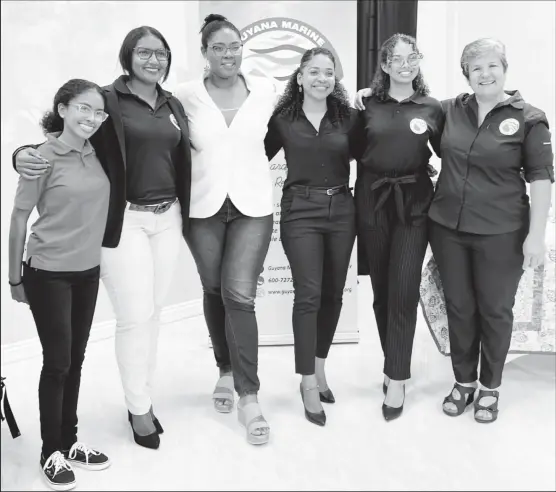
<box><xmin>10</xmin><ymin>284</ymin><xmax>28</xmax><ymax>304</ymax></box>
<box><xmin>354</xmin><ymin>88</ymin><xmax>373</xmax><ymax>110</ymax></box>
<box><xmin>15</xmin><ymin>148</ymin><xmax>49</xmax><ymax>180</ymax></box>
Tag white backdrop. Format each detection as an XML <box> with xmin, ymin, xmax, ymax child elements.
<box><xmin>199</xmin><ymin>1</ymin><xmax>360</xmax><ymax>345</ymax></box>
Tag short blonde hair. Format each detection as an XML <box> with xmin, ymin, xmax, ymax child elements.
<box><xmin>460</xmin><ymin>38</ymin><xmax>508</xmax><ymax>79</ymax></box>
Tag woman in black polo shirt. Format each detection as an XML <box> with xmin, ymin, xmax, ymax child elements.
<box><xmin>355</xmin><ymin>34</ymin><xmax>443</xmax><ymax>421</ymax></box>
<box><xmin>13</xmin><ymin>26</ymin><xmax>192</xmax><ymax>449</ymax></box>
<box><xmin>428</xmin><ymin>38</ymin><xmax>554</xmax><ymax>423</ymax></box>
<box><xmin>265</xmin><ymin>47</ymin><xmax>362</xmax><ymax>426</ymax></box>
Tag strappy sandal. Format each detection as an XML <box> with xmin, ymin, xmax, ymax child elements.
<box><xmin>212</xmin><ymin>374</ymin><xmax>234</xmax><ymax>413</ymax></box>
<box><xmin>237</xmin><ymin>402</ymin><xmax>270</xmax><ymax>445</ymax></box>
<box><xmin>474</xmin><ymin>389</ymin><xmax>500</xmax><ymax>424</ymax></box>
<box><xmin>442</xmin><ymin>383</ymin><xmax>476</xmax><ymax>417</ymax></box>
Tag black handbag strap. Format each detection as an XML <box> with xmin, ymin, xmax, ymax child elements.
<box><xmin>1</xmin><ymin>377</ymin><xmax>21</xmax><ymax>438</ymax></box>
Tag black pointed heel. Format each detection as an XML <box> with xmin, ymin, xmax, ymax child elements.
<box><xmin>127</xmin><ymin>411</ymin><xmax>160</xmax><ymax>449</ymax></box>
<box><xmin>319</xmin><ymin>388</ymin><xmax>335</xmax><ymax>404</ymax></box>
<box><xmin>153</xmin><ymin>416</ymin><xmax>164</xmax><ymax>434</ymax></box>
<box><xmin>382</xmin><ymin>385</ymin><xmax>405</xmax><ymax>421</ymax></box>
<box><xmin>299</xmin><ymin>384</ymin><xmax>326</xmax><ymax>426</ymax></box>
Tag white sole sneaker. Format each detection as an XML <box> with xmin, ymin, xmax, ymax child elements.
<box><xmin>66</xmin><ymin>458</ymin><xmax>111</xmax><ymax>471</ymax></box>
<box><xmin>39</xmin><ymin>464</ymin><xmax>76</xmax><ymax>491</ymax></box>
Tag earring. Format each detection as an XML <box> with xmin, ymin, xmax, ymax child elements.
<box><xmin>298</xmin><ymin>85</ymin><xmax>302</xmax><ymax>93</ymax></box>
<box><xmin>204</xmin><ymin>59</ymin><xmax>210</xmax><ymax>72</ymax></box>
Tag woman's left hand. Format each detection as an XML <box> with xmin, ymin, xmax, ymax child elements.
<box><xmin>522</xmin><ymin>232</ymin><xmax>546</xmax><ymax>270</ymax></box>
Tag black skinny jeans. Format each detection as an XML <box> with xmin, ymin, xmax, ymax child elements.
<box><xmin>185</xmin><ymin>197</ymin><xmax>272</xmax><ymax>396</ymax></box>
<box><xmin>280</xmin><ymin>185</ymin><xmax>356</xmax><ymax>375</ymax></box>
<box><xmin>23</xmin><ymin>263</ymin><xmax>100</xmax><ymax>458</ymax></box>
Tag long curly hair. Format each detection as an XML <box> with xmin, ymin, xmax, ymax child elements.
<box><xmin>272</xmin><ymin>47</ymin><xmax>351</xmax><ymax>122</ymax></box>
<box><xmin>370</xmin><ymin>33</ymin><xmax>429</xmax><ymax>102</ymax></box>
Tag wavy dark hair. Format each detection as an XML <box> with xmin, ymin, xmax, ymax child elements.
<box><xmin>370</xmin><ymin>33</ymin><xmax>429</xmax><ymax>101</ymax></box>
<box><xmin>40</xmin><ymin>79</ymin><xmax>106</xmax><ymax>135</ymax></box>
<box><xmin>272</xmin><ymin>47</ymin><xmax>351</xmax><ymax>122</ymax></box>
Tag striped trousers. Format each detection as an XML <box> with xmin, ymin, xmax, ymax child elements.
<box><xmin>357</xmin><ymin>192</ymin><xmax>429</xmax><ymax>380</ymax></box>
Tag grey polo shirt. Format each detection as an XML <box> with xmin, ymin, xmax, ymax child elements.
<box><xmin>14</xmin><ymin>133</ymin><xmax>110</xmax><ymax>272</ymax></box>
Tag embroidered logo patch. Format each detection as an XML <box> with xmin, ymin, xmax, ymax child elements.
<box><xmin>499</xmin><ymin>118</ymin><xmax>519</xmax><ymax>136</ymax></box>
<box><xmin>409</xmin><ymin>118</ymin><xmax>427</xmax><ymax>135</ymax></box>
<box><xmin>169</xmin><ymin>114</ymin><xmax>181</xmax><ymax>131</ymax></box>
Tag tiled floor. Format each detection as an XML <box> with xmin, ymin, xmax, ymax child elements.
<box><xmin>1</xmin><ymin>277</ymin><xmax>555</xmax><ymax>491</ymax></box>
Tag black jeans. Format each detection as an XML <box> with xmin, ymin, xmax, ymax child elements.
<box><xmin>23</xmin><ymin>263</ymin><xmax>100</xmax><ymax>458</ymax></box>
<box><xmin>186</xmin><ymin>197</ymin><xmax>272</xmax><ymax>396</ymax></box>
<box><xmin>429</xmin><ymin>220</ymin><xmax>526</xmax><ymax>389</ymax></box>
<box><xmin>281</xmin><ymin>185</ymin><xmax>356</xmax><ymax>375</ymax></box>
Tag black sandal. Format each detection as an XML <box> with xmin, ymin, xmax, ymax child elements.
<box><xmin>474</xmin><ymin>389</ymin><xmax>499</xmax><ymax>424</ymax></box>
<box><xmin>442</xmin><ymin>383</ymin><xmax>476</xmax><ymax>417</ymax></box>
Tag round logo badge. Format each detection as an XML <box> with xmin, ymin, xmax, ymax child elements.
<box><xmin>499</xmin><ymin>118</ymin><xmax>520</xmax><ymax>136</ymax></box>
<box><xmin>409</xmin><ymin>118</ymin><xmax>428</xmax><ymax>135</ymax></box>
<box><xmin>169</xmin><ymin>114</ymin><xmax>181</xmax><ymax>131</ymax></box>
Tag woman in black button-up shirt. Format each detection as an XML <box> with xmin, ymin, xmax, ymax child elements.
<box><xmin>356</xmin><ymin>34</ymin><xmax>443</xmax><ymax>422</ymax></box>
<box><xmin>265</xmin><ymin>47</ymin><xmax>362</xmax><ymax>426</ymax></box>
<box><xmin>428</xmin><ymin>38</ymin><xmax>554</xmax><ymax>423</ymax></box>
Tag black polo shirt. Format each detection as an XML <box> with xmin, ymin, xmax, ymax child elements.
<box><xmin>355</xmin><ymin>93</ymin><xmax>444</xmax><ymax>227</ymax></box>
<box><xmin>429</xmin><ymin>90</ymin><xmax>554</xmax><ymax>234</ymax></box>
<box><xmin>358</xmin><ymin>92</ymin><xmax>444</xmax><ymax>174</ymax></box>
<box><xmin>264</xmin><ymin>107</ymin><xmax>362</xmax><ymax>190</ymax></box>
<box><xmin>115</xmin><ymin>76</ymin><xmax>181</xmax><ymax>205</ymax></box>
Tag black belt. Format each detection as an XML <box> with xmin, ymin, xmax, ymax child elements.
<box><xmin>362</xmin><ymin>171</ymin><xmax>422</xmax><ymax>226</ymax></box>
<box><xmin>288</xmin><ymin>183</ymin><xmax>350</xmax><ymax>196</ymax></box>
<box><xmin>128</xmin><ymin>198</ymin><xmax>177</xmax><ymax>214</ymax></box>
<box><xmin>1</xmin><ymin>377</ymin><xmax>21</xmax><ymax>439</ymax></box>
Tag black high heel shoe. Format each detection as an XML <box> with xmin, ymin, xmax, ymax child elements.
<box><xmin>382</xmin><ymin>384</ymin><xmax>405</xmax><ymax>421</ymax></box>
<box><xmin>127</xmin><ymin>411</ymin><xmax>160</xmax><ymax>449</ymax></box>
<box><xmin>319</xmin><ymin>388</ymin><xmax>335</xmax><ymax>404</ymax></box>
<box><xmin>152</xmin><ymin>415</ymin><xmax>164</xmax><ymax>434</ymax></box>
<box><xmin>299</xmin><ymin>384</ymin><xmax>326</xmax><ymax>426</ymax></box>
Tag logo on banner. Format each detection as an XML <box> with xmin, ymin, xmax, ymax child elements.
<box><xmin>240</xmin><ymin>17</ymin><xmax>344</xmax><ymax>85</ymax></box>
<box><xmin>409</xmin><ymin>118</ymin><xmax>428</xmax><ymax>135</ymax></box>
<box><xmin>499</xmin><ymin>118</ymin><xmax>519</xmax><ymax>136</ymax></box>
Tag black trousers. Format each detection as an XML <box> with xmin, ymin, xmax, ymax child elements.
<box><xmin>429</xmin><ymin>220</ymin><xmax>525</xmax><ymax>389</ymax></box>
<box><xmin>23</xmin><ymin>263</ymin><xmax>100</xmax><ymax>458</ymax></box>
<box><xmin>281</xmin><ymin>185</ymin><xmax>356</xmax><ymax>375</ymax></box>
<box><xmin>185</xmin><ymin>197</ymin><xmax>272</xmax><ymax>396</ymax></box>
<box><xmin>358</xmin><ymin>208</ymin><xmax>428</xmax><ymax>380</ymax></box>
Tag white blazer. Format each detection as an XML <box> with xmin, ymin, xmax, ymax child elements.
<box><xmin>175</xmin><ymin>73</ymin><xmax>278</xmax><ymax>218</ymax></box>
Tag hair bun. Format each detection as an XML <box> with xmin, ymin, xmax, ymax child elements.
<box><xmin>201</xmin><ymin>14</ymin><xmax>227</xmax><ymax>29</ymax></box>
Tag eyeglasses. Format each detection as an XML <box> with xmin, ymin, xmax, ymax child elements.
<box><xmin>68</xmin><ymin>103</ymin><xmax>109</xmax><ymax>122</ymax></box>
<box><xmin>133</xmin><ymin>47</ymin><xmax>171</xmax><ymax>61</ymax></box>
<box><xmin>388</xmin><ymin>53</ymin><xmax>423</xmax><ymax>67</ymax></box>
<box><xmin>208</xmin><ymin>44</ymin><xmax>243</xmax><ymax>56</ymax></box>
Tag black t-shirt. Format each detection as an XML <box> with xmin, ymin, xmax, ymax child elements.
<box><xmin>264</xmin><ymin>107</ymin><xmax>362</xmax><ymax>190</ymax></box>
<box><xmin>429</xmin><ymin>90</ymin><xmax>554</xmax><ymax>234</ymax></box>
<box><xmin>114</xmin><ymin>76</ymin><xmax>181</xmax><ymax>205</ymax></box>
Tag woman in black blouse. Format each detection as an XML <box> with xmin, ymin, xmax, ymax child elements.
<box><xmin>265</xmin><ymin>47</ymin><xmax>362</xmax><ymax>426</ymax></box>
<box><xmin>355</xmin><ymin>34</ymin><xmax>443</xmax><ymax>421</ymax></box>
<box><xmin>13</xmin><ymin>26</ymin><xmax>192</xmax><ymax>449</ymax></box>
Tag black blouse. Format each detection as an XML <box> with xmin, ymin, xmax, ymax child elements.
<box><xmin>264</xmin><ymin>107</ymin><xmax>363</xmax><ymax>190</ymax></box>
<box><xmin>429</xmin><ymin>90</ymin><xmax>555</xmax><ymax>235</ymax></box>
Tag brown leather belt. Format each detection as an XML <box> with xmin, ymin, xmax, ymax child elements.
<box><xmin>128</xmin><ymin>199</ymin><xmax>177</xmax><ymax>214</ymax></box>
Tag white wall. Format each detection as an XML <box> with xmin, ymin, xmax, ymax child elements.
<box><xmin>0</xmin><ymin>1</ymin><xmax>204</xmax><ymax>346</ymax></box>
<box><xmin>417</xmin><ymin>0</ymin><xmax>556</xmax><ymax>169</ymax></box>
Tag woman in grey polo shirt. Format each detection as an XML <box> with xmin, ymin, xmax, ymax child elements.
<box><xmin>9</xmin><ymin>79</ymin><xmax>111</xmax><ymax>491</ymax></box>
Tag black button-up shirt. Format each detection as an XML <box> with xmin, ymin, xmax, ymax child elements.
<box><xmin>115</xmin><ymin>76</ymin><xmax>181</xmax><ymax>205</ymax></box>
<box><xmin>429</xmin><ymin>90</ymin><xmax>555</xmax><ymax>234</ymax></box>
<box><xmin>357</xmin><ymin>93</ymin><xmax>444</xmax><ymax>226</ymax></box>
<box><xmin>264</xmin><ymin>108</ymin><xmax>362</xmax><ymax>190</ymax></box>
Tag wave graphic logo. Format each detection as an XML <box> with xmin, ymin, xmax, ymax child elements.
<box><xmin>240</xmin><ymin>17</ymin><xmax>344</xmax><ymax>88</ymax></box>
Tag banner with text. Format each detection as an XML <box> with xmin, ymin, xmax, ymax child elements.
<box><xmin>200</xmin><ymin>1</ymin><xmax>359</xmax><ymax>345</ymax></box>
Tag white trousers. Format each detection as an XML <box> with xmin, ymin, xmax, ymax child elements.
<box><xmin>100</xmin><ymin>202</ymin><xmax>183</xmax><ymax>414</ymax></box>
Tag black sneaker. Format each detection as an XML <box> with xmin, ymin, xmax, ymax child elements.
<box><xmin>40</xmin><ymin>451</ymin><xmax>76</xmax><ymax>491</ymax></box>
<box><xmin>64</xmin><ymin>442</ymin><xmax>111</xmax><ymax>470</ymax></box>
